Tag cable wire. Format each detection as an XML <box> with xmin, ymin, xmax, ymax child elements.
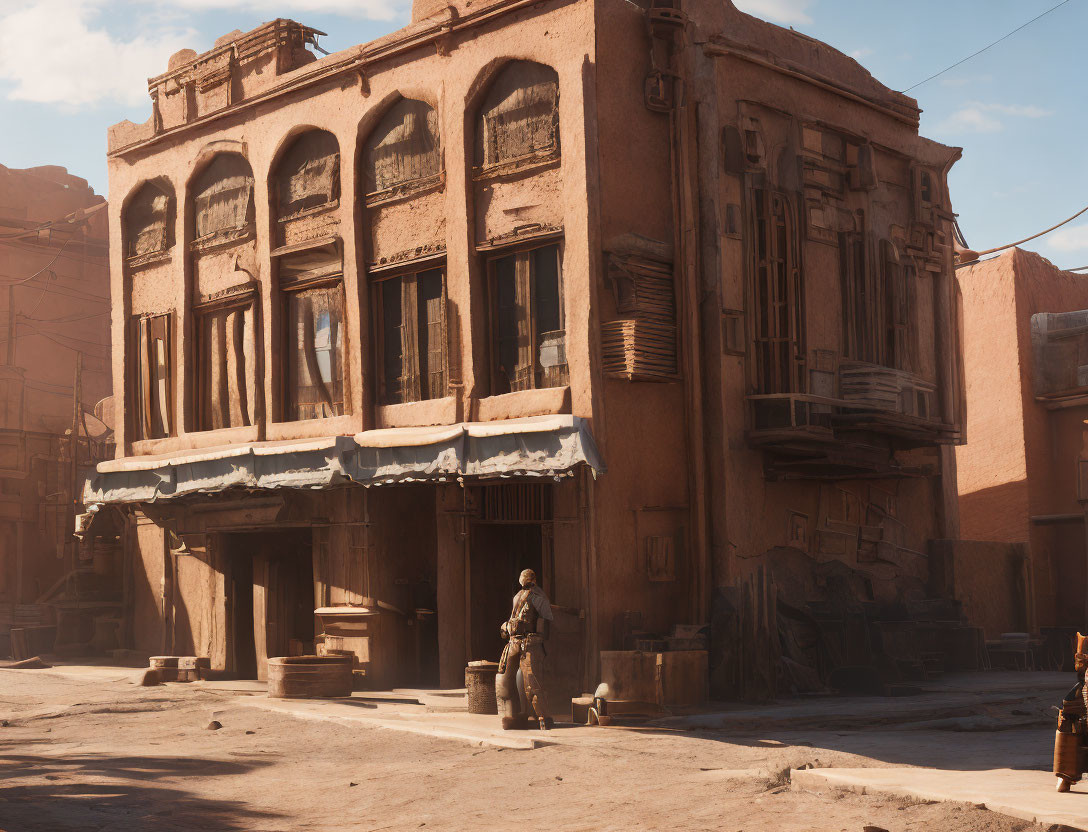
<box><xmin>902</xmin><ymin>0</ymin><xmax>1075</xmax><ymax>92</ymax></box>
<box><xmin>971</xmin><ymin>201</ymin><xmax>1088</xmax><ymax>257</ymax></box>
<box><xmin>0</xmin><ymin>238</ymin><xmax>73</xmax><ymax>286</ymax></box>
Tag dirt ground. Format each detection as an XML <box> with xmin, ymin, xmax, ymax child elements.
<box><xmin>0</xmin><ymin>667</ymin><xmax>1061</xmax><ymax>832</ymax></box>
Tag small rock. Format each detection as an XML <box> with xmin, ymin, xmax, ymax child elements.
<box><xmin>1</xmin><ymin>720</ymin><xmax>9</xmax><ymax>727</ymax></box>
<box><xmin>863</xmin><ymin>826</ymin><xmax>890</xmax><ymax>832</ymax></box>
<box><xmin>245</xmin><ymin>730</ymin><xmax>255</xmax><ymax>735</ymax></box>
<box><xmin>205</xmin><ymin>720</ymin><xmax>222</xmax><ymax>730</ymax></box>
<box><xmin>555</xmin><ymin>776</ymin><xmax>563</xmax><ymax>781</ymax></box>
<box><xmin>349</xmin><ymin>782</ymin><xmax>358</xmax><ymax>787</ymax></box>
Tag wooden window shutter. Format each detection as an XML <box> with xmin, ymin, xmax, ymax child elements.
<box><xmin>419</xmin><ymin>269</ymin><xmax>447</xmax><ymax>401</ymax></box>
<box><xmin>380</xmin><ymin>277</ymin><xmax>404</xmax><ymax>403</ymax></box>
<box><xmin>399</xmin><ymin>272</ymin><xmax>421</xmax><ymax>402</ymax></box>
<box><xmin>151</xmin><ymin>314</ymin><xmax>172</xmax><ymax>437</ymax></box>
<box><xmin>137</xmin><ymin>316</ymin><xmax>152</xmax><ymax>439</ymax></box>
<box><xmin>514</xmin><ymin>253</ymin><xmax>534</xmax><ymax>391</ymax></box>
<box><xmin>225</xmin><ymin>307</ymin><xmax>247</xmax><ymax>427</ymax></box>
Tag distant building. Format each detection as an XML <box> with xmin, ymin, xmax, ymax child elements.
<box><xmin>0</xmin><ymin>163</ymin><xmax>111</xmax><ymax>641</ymax></box>
<box><xmin>957</xmin><ymin>247</ymin><xmax>1088</xmax><ymax>635</ymax></box>
<box><xmin>89</xmin><ymin>1</ymin><xmax>967</xmax><ymax>697</ymax></box>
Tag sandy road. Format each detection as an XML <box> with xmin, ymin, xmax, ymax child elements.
<box><xmin>0</xmin><ymin>667</ymin><xmax>1056</xmax><ymax>832</ymax></box>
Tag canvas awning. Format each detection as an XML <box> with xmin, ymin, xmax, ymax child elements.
<box><xmin>83</xmin><ymin>415</ymin><xmax>603</xmax><ymax>505</ymax></box>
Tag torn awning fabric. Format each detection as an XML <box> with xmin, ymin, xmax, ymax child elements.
<box><xmin>82</xmin><ymin>415</ymin><xmax>603</xmax><ymax>504</ymax></box>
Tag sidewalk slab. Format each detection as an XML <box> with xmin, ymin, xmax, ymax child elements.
<box><xmin>234</xmin><ymin>695</ymin><xmax>550</xmax><ymax>750</ymax></box>
<box><xmin>654</xmin><ymin>672</ymin><xmax>1068</xmax><ymax>733</ymax></box>
<box><xmin>792</xmin><ymin>766</ymin><xmax>1088</xmax><ymax>831</ymax></box>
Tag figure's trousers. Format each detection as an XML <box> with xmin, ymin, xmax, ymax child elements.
<box><xmin>496</xmin><ymin>639</ymin><xmax>550</xmax><ymax>719</ymax></box>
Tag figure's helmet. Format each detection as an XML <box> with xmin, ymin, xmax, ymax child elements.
<box><xmin>519</xmin><ymin>569</ymin><xmax>536</xmax><ymax>587</ymax></box>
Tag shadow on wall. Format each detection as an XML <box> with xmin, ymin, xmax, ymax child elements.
<box><xmin>0</xmin><ymin>747</ymin><xmax>280</xmax><ymax>831</ymax></box>
<box><xmin>958</xmin><ymin>478</ymin><xmax>1030</xmax><ymax>543</ymax></box>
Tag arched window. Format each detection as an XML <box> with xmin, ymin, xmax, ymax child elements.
<box><xmin>274</xmin><ymin>130</ymin><xmax>340</xmax><ymax>220</ymax></box>
<box><xmin>476</xmin><ymin>61</ymin><xmax>559</xmax><ymax>169</ymax></box>
<box><xmin>364</xmin><ymin>98</ymin><xmax>441</xmax><ymax>196</ymax></box>
<box><xmin>192</xmin><ymin>153</ymin><xmax>254</xmax><ymax>243</ymax></box>
<box><xmin>125</xmin><ymin>181</ymin><xmax>174</xmax><ymax>261</ymax></box>
<box><xmin>272</xmin><ymin>130</ymin><xmax>347</xmax><ymax>421</ymax></box>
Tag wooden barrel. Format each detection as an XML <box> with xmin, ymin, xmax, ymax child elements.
<box><xmin>267</xmin><ymin>655</ymin><xmax>353</xmax><ymax>699</ymax></box>
<box><xmin>465</xmin><ymin>661</ymin><xmax>499</xmax><ymax>714</ymax></box>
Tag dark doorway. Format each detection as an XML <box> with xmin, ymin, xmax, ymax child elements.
<box><xmin>230</xmin><ymin>551</ymin><xmax>257</xmax><ymax>679</ymax></box>
<box><xmin>469</xmin><ymin>522</ymin><xmax>542</xmax><ymax>663</ymax></box>
<box><xmin>224</xmin><ymin>528</ymin><xmax>314</xmax><ymax>680</ymax></box>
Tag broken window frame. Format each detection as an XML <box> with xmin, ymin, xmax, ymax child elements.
<box><xmin>125</xmin><ymin>182</ymin><xmax>174</xmax><ymax>263</ymax></box>
<box><xmin>193</xmin><ymin>290</ymin><xmax>258</xmax><ymax>432</ymax></box>
<box><xmin>840</xmin><ymin>233</ymin><xmax>914</xmax><ymax>372</ymax></box>
<box><xmin>486</xmin><ymin>241</ymin><xmax>568</xmax><ymax>395</ymax></box>
<box><xmin>191</xmin><ymin>154</ymin><xmax>255</xmax><ymax>248</ymax></box>
<box><xmin>372</xmin><ymin>264</ymin><xmax>449</xmax><ymax>405</ymax></box>
<box><xmin>274</xmin><ymin>130</ymin><xmax>341</xmax><ymax>223</ymax></box>
<box><xmin>130</xmin><ymin>312</ymin><xmax>174</xmax><ymax>440</ymax></box>
<box><xmin>475</xmin><ymin>61</ymin><xmax>561</xmax><ymax>172</ymax></box>
<box><xmin>748</xmin><ymin>189</ymin><xmax>804</xmax><ymax>395</ymax></box>
<box><xmin>279</xmin><ymin>243</ymin><xmax>348</xmax><ymax>422</ymax></box>
<box><xmin>882</xmin><ymin>240</ymin><xmax>914</xmax><ymax>373</ymax></box>
<box><xmin>363</xmin><ymin>99</ymin><xmax>443</xmax><ymax>200</ymax></box>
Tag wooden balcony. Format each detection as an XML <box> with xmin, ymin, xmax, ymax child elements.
<box><xmin>747</xmin><ymin>382</ymin><xmax>961</xmax><ymax>479</ymax></box>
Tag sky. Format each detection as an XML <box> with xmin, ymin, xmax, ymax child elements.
<box><xmin>0</xmin><ymin>0</ymin><xmax>1084</xmax><ymax>266</ymax></box>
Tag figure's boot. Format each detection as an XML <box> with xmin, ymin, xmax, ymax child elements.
<box><xmin>501</xmin><ymin>715</ymin><xmax>529</xmax><ymax>730</ymax></box>
<box><xmin>538</xmin><ymin>716</ymin><xmax>554</xmax><ymax>730</ymax></box>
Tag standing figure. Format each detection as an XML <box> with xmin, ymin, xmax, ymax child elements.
<box><xmin>496</xmin><ymin>568</ymin><xmax>554</xmax><ymax>730</ymax></box>
<box><xmin>1055</xmin><ymin>632</ymin><xmax>1088</xmax><ymax>791</ymax></box>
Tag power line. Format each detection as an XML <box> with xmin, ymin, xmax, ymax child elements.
<box><xmin>0</xmin><ymin>237</ymin><xmax>74</xmax><ymax>286</ymax></box>
<box><xmin>15</xmin><ymin>321</ymin><xmax>110</xmax><ymax>351</ymax></box>
<box><xmin>19</xmin><ymin>310</ymin><xmax>110</xmax><ymax>324</ymax></box>
<box><xmin>902</xmin><ymin>0</ymin><xmax>1075</xmax><ymax>93</ymax></box>
<box><xmin>974</xmin><ymin>201</ymin><xmax>1088</xmax><ymax>257</ymax></box>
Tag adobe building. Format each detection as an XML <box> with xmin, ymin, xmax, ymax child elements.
<box><xmin>957</xmin><ymin>247</ymin><xmax>1088</xmax><ymax>637</ymax></box>
<box><xmin>0</xmin><ymin>163</ymin><xmax>112</xmax><ymax>647</ymax></box>
<box><xmin>88</xmin><ymin>0</ymin><xmax>968</xmax><ymax>700</ymax></box>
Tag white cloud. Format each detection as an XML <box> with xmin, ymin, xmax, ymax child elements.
<box><xmin>733</xmin><ymin>0</ymin><xmax>813</xmax><ymax>25</ymax></box>
<box><xmin>1048</xmin><ymin>224</ymin><xmax>1088</xmax><ymax>253</ymax></box>
<box><xmin>0</xmin><ymin>0</ymin><xmax>193</xmax><ymax>106</ymax></box>
<box><xmin>167</xmin><ymin>0</ymin><xmax>405</xmax><ymax>21</ymax></box>
<box><xmin>0</xmin><ymin>0</ymin><xmax>407</xmax><ymax>109</ymax></box>
<box><xmin>938</xmin><ymin>101</ymin><xmax>1052</xmax><ymax>134</ymax></box>
<box><xmin>849</xmin><ymin>47</ymin><xmax>873</xmax><ymax>61</ymax></box>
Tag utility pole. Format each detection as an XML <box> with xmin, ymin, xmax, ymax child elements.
<box><xmin>70</xmin><ymin>351</ymin><xmax>82</xmax><ymax>577</ymax></box>
<box><xmin>5</xmin><ymin>285</ymin><xmax>14</xmax><ymax>366</ymax></box>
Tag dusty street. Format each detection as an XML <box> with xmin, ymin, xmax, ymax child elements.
<box><xmin>0</xmin><ymin>666</ymin><xmax>1066</xmax><ymax>832</ymax></box>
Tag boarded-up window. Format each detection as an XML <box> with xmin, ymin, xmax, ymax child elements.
<box><xmin>130</xmin><ymin>313</ymin><xmax>173</xmax><ymax>439</ymax></box>
<box><xmin>882</xmin><ymin>241</ymin><xmax>913</xmax><ymax>372</ymax></box>
<box><xmin>841</xmin><ymin>235</ymin><xmax>913</xmax><ymax>371</ymax></box>
<box><xmin>489</xmin><ymin>243</ymin><xmax>567</xmax><ymax>394</ymax></box>
<box><xmin>275</xmin><ymin>130</ymin><xmax>340</xmax><ymax>220</ymax></box>
<box><xmin>601</xmin><ymin>252</ymin><xmax>678</xmax><ymax>381</ymax></box>
<box><xmin>195</xmin><ymin>295</ymin><xmax>257</xmax><ymax>431</ymax></box>
<box><xmin>365</xmin><ymin>99</ymin><xmax>442</xmax><ymax>195</ymax></box>
<box><xmin>749</xmin><ymin>190</ymin><xmax>804</xmax><ymax>394</ymax></box>
<box><xmin>125</xmin><ymin>181</ymin><xmax>173</xmax><ymax>260</ymax></box>
<box><xmin>192</xmin><ymin>154</ymin><xmax>254</xmax><ymax>242</ymax></box>
<box><xmin>375</xmin><ymin>267</ymin><xmax>447</xmax><ymax>404</ymax></box>
<box><xmin>280</xmin><ymin>244</ymin><xmax>347</xmax><ymax>421</ymax></box>
<box><xmin>476</xmin><ymin>61</ymin><xmax>560</xmax><ymax>169</ymax></box>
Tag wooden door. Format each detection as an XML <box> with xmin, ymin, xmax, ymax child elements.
<box><xmin>253</xmin><ymin>553</ymin><xmax>290</xmax><ymax>681</ymax></box>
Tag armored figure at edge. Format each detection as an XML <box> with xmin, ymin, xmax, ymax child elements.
<box><xmin>496</xmin><ymin>568</ymin><xmax>554</xmax><ymax>730</ymax></box>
